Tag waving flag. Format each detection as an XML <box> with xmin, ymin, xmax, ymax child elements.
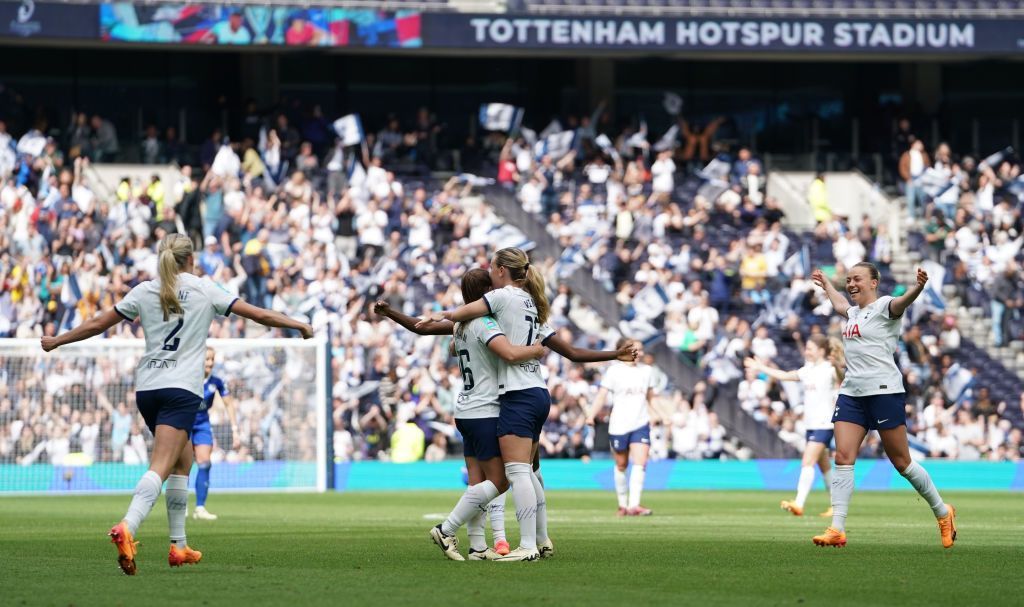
<box><xmin>479</xmin><ymin>103</ymin><xmax>524</xmax><ymax>133</ymax></box>
<box><xmin>332</xmin><ymin>114</ymin><xmax>364</xmax><ymax>146</ymax></box>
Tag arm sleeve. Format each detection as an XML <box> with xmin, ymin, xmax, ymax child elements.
<box><xmin>478</xmin><ymin>316</ymin><xmax>505</xmax><ymax>345</ymax></box>
<box><xmin>215</xmin><ymin>377</ymin><xmax>230</xmax><ymax>397</ymax></box>
<box><xmin>114</xmin><ymin>286</ymin><xmax>141</xmax><ymax>321</ymax></box>
<box><xmin>203</xmin><ymin>277</ymin><xmax>239</xmax><ymax>316</ymax></box>
<box><xmin>600</xmin><ymin>366</ymin><xmax>616</xmax><ymax>390</ymax></box>
<box><xmin>879</xmin><ymin>295</ymin><xmax>897</xmax><ymax>320</ymax></box>
<box><xmin>482</xmin><ymin>288</ymin><xmax>510</xmax><ymax>317</ymax></box>
<box><xmin>537</xmin><ymin>323</ymin><xmax>556</xmax><ymax>345</ymax></box>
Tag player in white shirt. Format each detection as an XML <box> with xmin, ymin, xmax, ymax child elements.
<box><xmin>372</xmin><ymin>269</ymin><xmax>544</xmax><ymax>561</ymax></box>
<box><xmin>41</xmin><ymin>234</ymin><xmax>312</xmax><ymax>575</ymax></box>
<box><xmin>811</xmin><ymin>262</ymin><xmax>956</xmax><ymax>549</ymax></box>
<box><xmin>745</xmin><ymin>334</ymin><xmax>845</xmax><ymax>517</ymax></box>
<box><xmin>587</xmin><ymin>339</ymin><xmax>659</xmax><ymax>516</ymax></box>
<box><xmin>420</xmin><ymin>247</ymin><xmax>638</xmax><ymax>561</ymax></box>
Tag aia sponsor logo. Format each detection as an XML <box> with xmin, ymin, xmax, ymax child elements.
<box><xmin>842</xmin><ymin>324</ymin><xmax>861</xmax><ymax>339</ymax></box>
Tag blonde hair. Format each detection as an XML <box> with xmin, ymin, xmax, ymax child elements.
<box><xmin>828</xmin><ymin>336</ymin><xmax>846</xmax><ymax>383</ymax></box>
<box><xmin>494</xmin><ymin>247</ymin><xmax>549</xmax><ymax>325</ymax></box>
<box><xmin>158</xmin><ymin>233</ymin><xmax>193</xmax><ymax>320</ymax></box>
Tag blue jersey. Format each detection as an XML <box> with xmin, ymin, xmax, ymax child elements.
<box><xmin>195</xmin><ymin>375</ymin><xmax>228</xmax><ymax>426</ymax></box>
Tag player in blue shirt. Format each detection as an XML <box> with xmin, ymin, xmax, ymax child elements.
<box><xmin>192</xmin><ymin>347</ymin><xmax>239</xmax><ymax>521</ymax></box>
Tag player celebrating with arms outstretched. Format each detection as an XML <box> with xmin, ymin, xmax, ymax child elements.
<box><xmin>42</xmin><ymin>234</ymin><xmax>313</xmax><ymax>575</ymax></box>
<box><xmin>810</xmin><ymin>263</ymin><xmax>956</xmax><ymax>549</ymax></box>
<box><xmin>746</xmin><ymin>334</ymin><xmax>844</xmax><ymax>517</ymax></box>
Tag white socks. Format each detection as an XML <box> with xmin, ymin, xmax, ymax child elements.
<box><xmin>441</xmin><ymin>480</ymin><xmax>499</xmax><ymax>537</ymax></box>
<box><xmin>467</xmin><ymin>510</ymin><xmax>487</xmax><ymax>552</ymax></box>
<box><xmin>829</xmin><ymin>464</ymin><xmax>855</xmax><ymax>532</ymax></box>
<box><xmin>795</xmin><ymin>465</ymin><xmax>815</xmax><ymax>508</ymax></box>
<box><xmin>505</xmin><ymin>462</ymin><xmax>538</xmax><ymax>550</ymax></box>
<box><xmin>488</xmin><ymin>493</ymin><xmax>507</xmax><ymax>543</ymax></box>
<box><xmin>614</xmin><ymin>468</ymin><xmax>628</xmax><ymax>509</ymax></box>
<box><xmin>822</xmin><ymin>468</ymin><xmax>833</xmax><ymax>497</ymax></box>
<box><xmin>123</xmin><ymin>470</ymin><xmax>163</xmax><ymax>535</ymax></box>
<box><xmin>900</xmin><ymin>461</ymin><xmax>949</xmax><ymax>518</ymax></box>
<box><xmin>165</xmin><ymin>474</ymin><xmax>189</xmax><ymax>548</ymax></box>
<box><xmin>531</xmin><ymin>470</ymin><xmax>548</xmax><ymax>544</ymax></box>
<box><xmin>628</xmin><ymin>466</ymin><xmax>646</xmax><ymax>509</ymax></box>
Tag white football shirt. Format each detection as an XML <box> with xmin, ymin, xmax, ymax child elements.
<box><xmin>482</xmin><ymin>286</ymin><xmax>554</xmax><ymax>394</ymax></box>
<box><xmin>797</xmin><ymin>360</ymin><xmax>839</xmax><ymax>430</ymax></box>
<box><xmin>838</xmin><ymin>295</ymin><xmax>904</xmax><ymax>396</ymax></box>
<box><xmin>452</xmin><ymin>316</ymin><xmax>504</xmax><ymax>420</ymax></box>
<box><xmin>116</xmin><ymin>273</ymin><xmax>237</xmax><ymax>397</ymax></box>
<box><xmin>601</xmin><ymin>362</ymin><xmax>655</xmax><ymax>435</ymax></box>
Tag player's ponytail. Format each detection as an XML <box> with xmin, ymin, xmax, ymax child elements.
<box><xmin>494</xmin><ymin>247</ymin><xmax>550</xmax><ymax>325</ymax></box>
<box><xmin>157</xmin><ymin>233</ymin><xmax>193</xmax><ymax>321</ymax></box>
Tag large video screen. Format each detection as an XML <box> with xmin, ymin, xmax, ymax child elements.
<box><xmin>98</xmin><ymin>3</ymin><xmax>421</xmax><ymax>47</ymax></box>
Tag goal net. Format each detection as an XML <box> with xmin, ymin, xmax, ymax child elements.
<box><xmin>0</xmin><ymin>337</ymin><xmax>328</xmax><ymax>493</ymax></box>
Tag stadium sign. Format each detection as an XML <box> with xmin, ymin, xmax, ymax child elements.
<box><xmin>427</xmin><ymin>15</ymin><xmax>1022</xmax><ymax>54</ymax></box>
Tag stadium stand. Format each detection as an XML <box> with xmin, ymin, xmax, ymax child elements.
<box><xmin>2</xmin><ymin>80</ymin><xmax>1022</xmax><ymax>463</ymax></box>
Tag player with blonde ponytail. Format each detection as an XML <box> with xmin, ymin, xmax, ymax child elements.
<box><xmin>42</xmin><ymin>233</ymin><xmax>313</xmax><ymax>575</ymax></box>
<box><xmin>418</xmin><ymin>248</ymin><xmax>638</xmax><ymax>561</ymax></box>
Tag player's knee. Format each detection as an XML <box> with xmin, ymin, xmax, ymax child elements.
<box><xmin>198</xmin><ymin>461</ymin><xmax>211</xmax><ymax>470</ymax></box>
<box><xmin>890</xmin><ymin>455</ymin><xmax>912</xmax><ymax>472</ymax></box>
<box><xmin>615</xmin><ymin>464</ymin><xmax>627</xmax><ymax>472</ymax></box>
<box><xmin>834</xmin><ymin>450</ymin><xmax>856</xmax><ymax>466</ymax></box>
<box><xmin>494</xmin><ymin>478</ymin><xmax>510</xmax><ymax>494</ymax></box>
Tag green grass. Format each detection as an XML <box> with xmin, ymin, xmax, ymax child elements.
<box><xmin>1</xmin><ymin>491</ymin><xmax>1021</xmax><ymax>606</ymax></box>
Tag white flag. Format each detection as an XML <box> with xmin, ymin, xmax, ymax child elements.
<box><xmin>535</xmin><ymin>130</ymin><xmax>576</xmax><ymax>159</ymax></box>
<box><xmin>663</xmin><ymin>92</ymin><xmax>683</xmax><ymax>116</ymax></box>
<box><xmin>16</xmin><ymin>130</ymin><xmax>47</xmax><ymax>158</ymax></box>
<box><xmin>653</xmin><ymin>125</ymin><xmax>679</xmax><ymax>152</ymax></box>
<box><xmin>479</xmin><ymin>103</ymin><xmax>524</xmax><ymax>133</ymax></box>
<box><xmin>625</xmin><ymin>119</ymin><xmax>648</xmax><ymax>150</ymax></box>
<box><xmin>594</xmin><ymin>134</ymin><xmax>620</xmax><ymax>161</ymax></box>
<box><xmin>538</xmin><ymin>119</ymin><xmax>563</xmax><ymax>140</ymax></box>
<box><xmin>520</xmin><ymin>127</ymin><xmax>537</xmax><ymax>147</ymax></box>
<box><xmin>332</xmin><ymin>114</ymin><xmax>364</xmax><ymax>147</ymax></box>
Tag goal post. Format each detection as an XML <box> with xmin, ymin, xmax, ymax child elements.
<box><xmin>0</xmin><ymin>337</ymin><xmax>330</xmax><ymax>494</ymax></box>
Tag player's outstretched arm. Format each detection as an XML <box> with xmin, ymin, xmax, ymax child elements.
<box><xmin>231</xmin><ymin>300</ymin><xmax>313</xmax><ymax>338</ymax></box>
<box><xmin>743</xmin><ymin>357</ymin><xmax>799</xmax><ymax>382</ymax></box>
<box><xmin>41</xmin><ymin>309</ymin><xmax>123</xmax><ymax>352</ymax></box>
<box><xmin>373</xmin><ymin>301</ymin><xmax>453</xmax><ymax>336</ymax></box>
<box><xmin>544</xmin><ymin>334</ymin><xmax>638</xmax><ymax>363</ymax></box>
<box><xmin>487</xmin><ymin>335</ymin><xmax>545</xmax><ymax>364</ymax></box>
<box><xmin>415</xmin><ymin>299</ymin><xmax>489</xmax><ymax>327</ymax></box>
<box><xmin>888</xmin><ymin>268</ymin><xmax>928</xmax><ymax>319</ymax></box>
<box><xmin>811</xmin><ymin>268</ymin><xmax>851</xmax><ymax>319</ymax></box>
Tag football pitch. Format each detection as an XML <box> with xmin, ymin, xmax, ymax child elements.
<box><xmin>1</xmin><ymin>490</ymin><xmax>1020</xmax><ymax>606</ymax></box>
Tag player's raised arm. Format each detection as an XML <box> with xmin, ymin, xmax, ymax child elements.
<box><xmin>888</xmin><ymin>268</ymin><xmax>929</xmax><ymax>319</ymax></box>
<box><xmin>41</xmin><ymin>309</ymin><xmax>124</xmax><ymax>352</ymax></box>
<box><xmin>374</xmin><ymin>300</ymin><xmax>454</xmax><ymax>335</ymax></box>
<box><xmin>230</xmin><ymin>300</ymin><xmax>313</xmax><ymax>338</ymax></box>
<box><xmin>744</xmin><ymin>357</ymin><xmax>800</xmax><ymax>382</ymax></box>
<box><xmin>811</xmin><ymin>268</ymin><xmax>851</xmax><ymax>319</ymax></box>
<box><xmin>543</xmin><ymin>333</ymin><xmax>638</xmax><ymax>363</ymax></box>
<box><xmin>415</xmin><ymin>298</ymin><xmax>490</xmax><ymax>327</ymax></box>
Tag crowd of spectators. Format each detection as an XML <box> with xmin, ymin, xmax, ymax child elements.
<box><xmin>3</xmin><ymin>100</ymin><xmax>737</xmax><ymax>467</ymax></box>
<box><xmin>2</xmin><ymin>94</ymin><xmax>1023</xmax><ymax>466</ymax></box>
<box><xmin>508</xmin><ymin>116</ymin><xmax>1024</xmax><ymax>461</ymax></box>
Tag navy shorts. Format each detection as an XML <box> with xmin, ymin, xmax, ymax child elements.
<box><xmin>832</xmin><ymin>393</ymin><xmax>907</xmax><ymax>431</ymax></box>
<box><xmin>455</xmin><ymin>417</ymin><xmax>501</xmax><ymax>461</ymax></box>
<box><xmin>805</xmin><ymin>429</ymin><xmax>835</xmax><ymax>445</ymax></box>
<box><xmin>609</xmin><ymin>424</ymin><xmax>651</xmax><ymax>452</ymax></box>
<box><xmin>497</xmin><ymin>388</ymin><xmax>551</xmax><ymax>441</ymax></box>
<box><xmin>192</xmin><ymin>419</ymin><xmax>214</xmax><ymax>446</ymax></box>
<box><xmin>136</xmin><ymin>388</ymin><xmax>202</xmax><ymax>438</ymax></box>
